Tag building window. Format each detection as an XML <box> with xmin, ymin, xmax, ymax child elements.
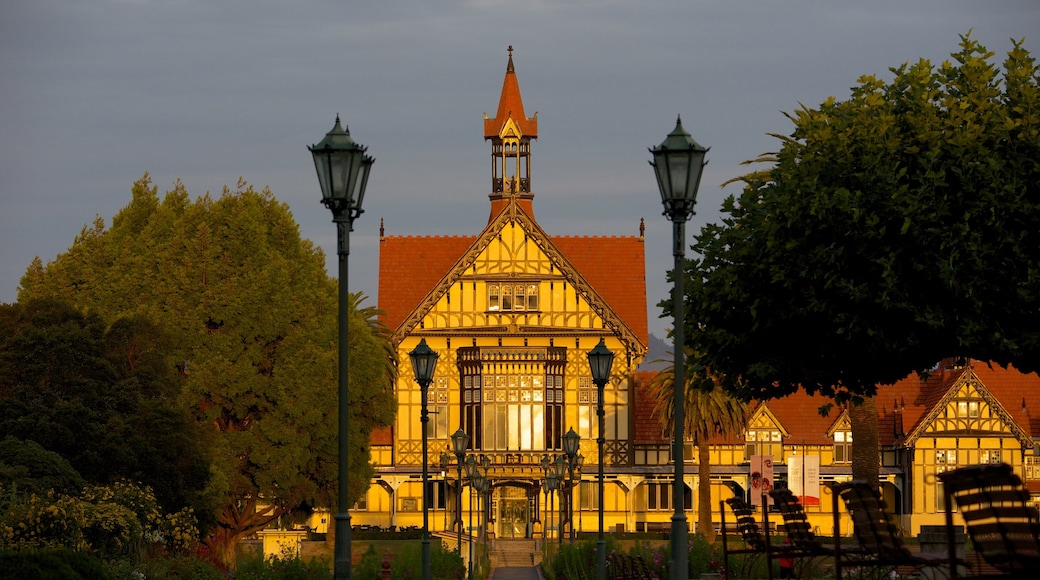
<box><xmin>354</xmin><ymin>494</ymin><xmax>368</xmax><ymax>511</ymax></box>
<box><xmin>578</xmin><ymin>480</ymin><xmax>599</xmax><ymax>510</ymax></box>
<box><xmin>980</xmin><ymin>449</ymin><xmax>1001</xmax><ymax>464</ymax></box>
<box><xmin>488</xmin><ymin>283</ymin><xmax>540</xmax><ymax>312</ymax></box>
<box><xmin>936</xmin><ymin>449</ymin><xmax>957</xmax><ymax>466</ymax></box>
<box><xmin>956</xmin><ymin>400</ymin><xmax>981</xmax><ymax>418</ymax></box>
<box><xmin>833</xmin><ymin>430</ymin><xmax>853</xmax><ymax>464</ymax></box>
<box><xmin>746</xmin><ymin>429</ymin><xmax>782</xmax><ymax>461</ymax></box>
<box><xmin>428</xmin><ymin>377</ymin><xmax>450</xmax><ymax>439</ymax></box>
<box><xmin>577</xmin><ymin>376</ymin><xmax>595</xmax><ymax>440</ymax></box>
<box><xmin>1025</xmin><ymin>456</ymin><xmax>1040</xmax><ymax>481</ymax></box>
<box><xmin>645</xmin><ymin>482</ymin><xmax>692</xmax><ymax>511</ymax></box>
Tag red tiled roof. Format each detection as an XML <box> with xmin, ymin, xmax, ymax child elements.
<box><xmin>632</xmin><ymin>370</ymin><xmax>668</xmax><ymax>444</ymax></box>
<box><xmin>378</xmin><ymin>234</ymin><xmax>474</xmax><ymax>331</ymax></box>
<box><xmin>377</xmin><ymin>226</ymin><xmax>648</xmax><ymax>346</ymax></box>
<box><xmin>970</xmin><ymin>360</ymin><xmax>1040</xmax><ymax>439</ymax></box>
<box><xmin>554</xmin><ymin>235</ymin><xmax>647</xmax><ymax>345</ymax></box>
<box><xmin>750</xmin><ymin>391</ymin><xmax>843</xmax><ymax>446</ymax></box>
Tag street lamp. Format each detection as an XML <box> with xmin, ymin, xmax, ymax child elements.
<box><xmin>545</xmin><ymin>471</ymin><xmax>559</xmax><ymax>544</ymax></box>
<box><xmin>465</xmin><ymin>455</ymin><xmax>478</xmax><ymax>580</ymax></box>
<box><xmin>451</xmin><ymin>429</ymin><xmax>470</xmax><ymax>556</ymax></box>
<box><xmin>553</xmin><ymin>453</ymin><xmax>568</xmax><ymax>545</ymax></box>
<box><xmin>409</xmin><ymin>338</ymin><xmax>440</xmax><ymax>580</ymax></box>
<box><xmin>309</xmin><ymin>115</ymin><xmax>374</xmax><ymax>580</ymax></box>
<box><xmin>587</xmin><ymin>339</ymin><xmax>615</xmax><ymax>580</ymax></box>
<box><xmin>649</xmin><ymin>115</ymin><xmax>708</xmax><ymax>580</ymax></box>
<box><xmin>562</xmin><ymin>428</ymin><xmax>580</xmax><ymax>542</ymax></box>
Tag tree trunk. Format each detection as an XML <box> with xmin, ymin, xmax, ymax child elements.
<box><xmin>696</xmin><ymin>438</ymin><xmax>717</xmax><ymax>543</ymax></box>
<box><xmin>205</xmin><ymin>499</ymin><xmax>283</xmax><ymax>569</ymax></box>
<box><xmin>848</xmin><ymin>396</ymin><xmax>880</xmax><ymax>487</ymax></box>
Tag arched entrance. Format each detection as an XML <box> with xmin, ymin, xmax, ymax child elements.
<box><xmin>495</xmin><ymin>482</ymin><xmax>537</xmax><ymax>539</ymax></box>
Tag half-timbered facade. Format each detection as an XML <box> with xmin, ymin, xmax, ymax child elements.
<box><xmin>316</xmin><ymin>49</ymin><xmax>1040</xmax><ymax>542</ymax></box>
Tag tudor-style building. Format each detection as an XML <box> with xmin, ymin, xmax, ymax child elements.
<box><xmin>328</xmin><ymin>49</ymin><xmax>1040</xmax><ymax>543</ymax></box>
<box><xmin>365</xmin><ymin>47</ymin><xmax>649</xmax><ymax>539</ymax></box>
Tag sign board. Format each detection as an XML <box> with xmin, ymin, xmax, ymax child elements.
<box><xmin>749</xmin><ymin>455</ymin><xmax>774</xmax><ymax>506</ymax></box>
<box><xmin>788</xmin><ymin>455</ymin><xmax>821</xmax><ymax>506</ymax></box>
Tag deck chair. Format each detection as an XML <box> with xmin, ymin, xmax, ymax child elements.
<box><xmin>939</xmin><ymin>463</ymin><xmax>1040</xmax><ymax>579</ymax></box>
<box><xmin>834</xmin><ymin>481</ymin><xmax>949</xmax><ymax>579</ymax></box>
<box><xmin>720</xmin><ymin>493</ymin><xmax>810</xmax><ymax>580</ymax></box>
<box><xmin>769</xmin><ymin>488</ymin><xmax>837</xmax><ymax>578</ymax></box>
<box><xmin>720</xmin><ymin>496</ymin><xmax>774</xmax><ymax>580</ymax></box>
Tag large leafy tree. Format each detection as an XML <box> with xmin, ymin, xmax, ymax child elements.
<box><xmin>647</xmin><ymin>352</ymin><xmax>748</xmax><ymax>542</ymax></box>
<box><xmin>683</xmin><ymin>35</ymin><xmax>1039</xmax><ymax>483</ymax></box>
<box><xmin>18</xmin><ymin>175</ymin><xmax>396</xmax><ymax>564</ymax></box>
<box><xmin>0</xmin><ymin>298</ymin><xmax>213</xmax><ymax>515</ymax></box>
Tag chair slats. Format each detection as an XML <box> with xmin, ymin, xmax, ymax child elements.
<box><xmin>939</xmin><ymin>463</ymin><xmax>1040</xmax><ymax>577</ymax></box>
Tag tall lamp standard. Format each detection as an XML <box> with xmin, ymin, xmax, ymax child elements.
<box><xmin>451</xmin><ymin>429</ymin><xmax>470</xmax><ymax>556</ymax></box>
<box><xmin>465</xmin><ymin>455</ymin><xmax>478</xmax><ymax>580</ymax></box>
<box><xmin>309</xmin><ymin>116</ymin><xmax>374</xmax><ymax>580</ymax></box>
<box><xmin>562</xmin><ymin>428</ymin><xmax>581</xmax><ymax>542</ymax></box>
<box><xmin>587</xmin><ymin>339</ymin><xmax>615</xmax><ymax>580</ymax></box>
<box><xmin>649</xmin><ymin>116</ymin><xmax>709</xmax><ymax>580</ymax></box>
<box><xmin>553</xmin><ymin>454</ymin><xmax>568</xmax><ymax>545</ymax></box>
<box><xmin>409</xmin><ymin>339</ymin><xmax>440</xmax><ymax>580</ymax></box>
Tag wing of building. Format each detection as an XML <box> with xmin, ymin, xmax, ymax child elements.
<box><xmin>339</xmin><ymin>48</ymin><xmax>1040</xmax><ymax>542</ymax></box>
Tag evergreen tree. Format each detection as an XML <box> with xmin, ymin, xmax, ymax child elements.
<box><xmin>18</xmin><ymin>175</ymin><xmax>396</xmax><ymax>564</ymax></box>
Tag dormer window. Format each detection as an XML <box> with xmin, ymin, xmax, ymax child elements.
<box><xmin>488</xmin><ymin>283</ymin><xmax>539</xmax><ymax>312</ymax></box>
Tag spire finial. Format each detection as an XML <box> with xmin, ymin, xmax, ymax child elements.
<box><xmin>507</xmin><ymin>45</ymin><xmax>515</xmax><ymax>73</ymax></box>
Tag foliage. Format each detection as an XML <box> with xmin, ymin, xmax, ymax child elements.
<box><xmin>17</xmin><ymin>175</ymin><xmax>397</xmax><ymax>565</ymax></box>
<box><xmin>236</xmin><ymin>549</ymin><xmax>332</xmax><ymax>580</ymax></box>
<box><xmin>0</xmin><ymin>548</ymin><xmax>113</xmax><ymax>580</ymax></box>
<box><xmin>0</xmin><ymin>481</ymin><xmax>199</xmax><ymax>562</ymax></box>
<box><xmin>0</xmin><ymin>437</ymin><xmax>86</xmax><ymax>497</ymax></box>
<box><xmin>542</xmin><ymin>535</ymin><xmax>721</xmax><ymax>580</ymax></box>
<box><xmin>106</xmin><ymin>554</ymin><xmax>227</xmax><ymax>580</ymax></box>
<box><xmin>353</xmin><ymin>541</ymin><xmax>465</xmax><ymax>580</ymax></box>
<box><xmin>682</xmin><ymin>34</ymin><xmax>1040</xmax><ymax>402</ymax></box>
<box><xmin>0</xmin><ymin>299</ymin><xmax>214</xmax><ymax>520</ymax></box>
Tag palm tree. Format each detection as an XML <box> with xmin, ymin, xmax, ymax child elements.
<box><xmin>647</xmin><ymin>350</ymin><xmax>749</xmax><ymax>543</ymax></box>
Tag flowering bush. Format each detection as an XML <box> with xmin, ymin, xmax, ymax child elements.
<box><xmin>0</xmin><ymin>480</ymin><xmax>200</xmax><ymax>559</ymax></box>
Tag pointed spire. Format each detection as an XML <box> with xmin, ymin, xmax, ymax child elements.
<box><xmin>484</xmin><ymin>46</ymin><xmax>537</xmax><ymax>139</ymax></box>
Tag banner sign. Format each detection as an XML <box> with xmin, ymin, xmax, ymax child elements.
<box><xmin>749</xmin><ymin>455</ymin><xmax>774</xmax><ymax>506</ymax></box>
<box><xmin>788</xmin><ymin>455</ymin><xmax>821</xmax><ymax>506</ymax></box>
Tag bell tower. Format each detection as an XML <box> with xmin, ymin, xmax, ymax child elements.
<box><xmin>484</xmin><ymin>46</ymin><xmax>538</xmax><ymax>218</ymax></box>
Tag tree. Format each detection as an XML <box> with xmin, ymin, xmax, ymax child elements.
<box><xmin>646</xmin><ymin>352</ymin><xmax>748</xmax><ymax>542</ymax></box>
<box><xmin>683</xmin><ymin>35</ymin><xmax>1040</xmax><ymax>484</ymax></box>
<box><xmin>18</xmin><ymin>175</ymin><xmax>396</xmax><ymax>565</ymax></box>
<box><xmin>0</xmin><ymin>298</ymin><xmax>213</xmax><ymax>514</ymax></box>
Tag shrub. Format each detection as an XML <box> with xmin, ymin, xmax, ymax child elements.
<box><xmin>0</xmin><ymin>548</ymin><xmax>113</xmax><ymax>580</ymax></box>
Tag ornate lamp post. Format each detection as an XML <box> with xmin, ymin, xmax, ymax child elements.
<box><xmin>587</xmin><ymin>339</ymin><xmax>615</xmax><ymax>580</ymax></box>
<box><xmin>451</xmin><ymin>429</ymin><xmax>470</xmax><ymax>556</ymax></box>
<box><xmin>465</xmin><ymin>455</ymin><xmax>478</xmax><ymax>580</ymax></box>
<box><xmin>545</xmin><ymin>471</ymin><xmax>559</xmax><ymax>544</ymax></box>
<box><xmin>309</xmin><ymin>115</ymin><xmax>374</xmax><ymax>580</ymax></box>
<box><xmin>408</xmin><ymin>339</ymin><xmax>440</xmax><ymax>580</ymax></box>
<box><xmin>553</xmin><ymin>453</ymin><xmax>568</xmax><ymax>544</ymax></box>
<box><xmin>562</xmin><ymin>428</ymin><xmax>581</xmax><ymax>542</ymax></box>
<box><xmin>649</xmin><ymin>116</ymin><xmax>708</xmax><ymax>580</ymax></box>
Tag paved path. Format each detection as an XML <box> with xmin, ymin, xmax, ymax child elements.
<box><xmin>488</xmin><ymin>566</ymin><xmax>543</xmax><ymax>580</ymax></box>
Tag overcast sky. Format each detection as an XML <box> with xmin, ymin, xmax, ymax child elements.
<box><xmin>2</xmin><ymin>1</ymin><xmax>1036</xmax><ymax>339</ymax></box>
